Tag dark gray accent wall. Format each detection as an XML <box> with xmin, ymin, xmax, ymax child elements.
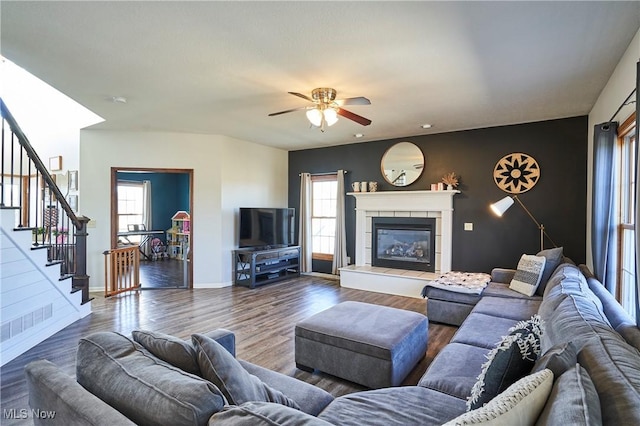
<box><xmin>289</xmin><ymin>116</ymin><xmax>587</xmax><ymax>273</ymax></box>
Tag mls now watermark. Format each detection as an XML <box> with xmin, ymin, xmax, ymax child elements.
<box><xmin>4</xmin><ymin>409</ymin><xmax>56</xmax><ymax>420</ymax></box>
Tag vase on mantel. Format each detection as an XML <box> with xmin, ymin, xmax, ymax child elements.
<box><xmin>447</xmin><ymin>185</ymin><xmax>453</xmax><ymax>190</ymax></box>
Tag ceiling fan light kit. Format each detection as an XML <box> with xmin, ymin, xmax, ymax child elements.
<box><xmin>269</xmin><ymin>87</ymin><xmax>372</xmax><ymax>131</ymax></box>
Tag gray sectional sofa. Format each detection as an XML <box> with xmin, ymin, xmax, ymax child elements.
<box><xmin>25</xmin><ymin>262</ymin><xmax>640</xmax><ymax>425</ymax></box>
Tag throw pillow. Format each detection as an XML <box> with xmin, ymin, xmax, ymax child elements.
<box><xmin>76</xmin><ymin>332</ymin><xmax>225</xmax><ymax>426</ymax></box>
<box><xmin>509</xmin><ymin>254</ymin><xmax>547</xmax><ymax>296</ymax></box>
<box><xmin>444</xmin><ymin>369</ymin><xmax>553</xmax><ymax>426</ymax></box>
<box><xmin>132</xmin><ymin>330</ymin><xmax>199</xmax><ymax>375</ymax></box>
<box><xmin>210</xmin><ymin>402</ymin><xmax>334</xmax><ymax>426</ymax></box>
<box><xmin>467</xmin><ymin>314</ymin><xmax>544</xmax><ymax>410</ymax></box>
<box><xmin>535</xmin><ymin>247</ymin><xmax>564</xmax><ymax>296</ymax></box>
<box><xmin>192</xmin><ymin>333</ymin><xmax>300</xmax><ymax>409</ymax></box>
<box><xmin>536</xmin><ymin>364</ymin><xmax>601</xmax><ymax>425</ymax></box>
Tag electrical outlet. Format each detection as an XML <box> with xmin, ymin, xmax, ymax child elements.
<box><xmin>464</xmin><ymin>222</ymin><xmax>473</xmax><ymax>231</ymax></box>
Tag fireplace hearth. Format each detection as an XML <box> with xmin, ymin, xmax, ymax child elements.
<box><xmin>371</xmin><ymin>217</ymin><xmax>436</xmax><ymax>272</ymax></box>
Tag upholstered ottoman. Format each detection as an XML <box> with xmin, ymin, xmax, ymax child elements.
<box><xmin>295</xmin><ymin>301</ymin><xmax>428</xmax><ymax>389</ymax></box>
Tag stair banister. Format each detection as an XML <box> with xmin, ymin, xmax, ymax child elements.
<box><xmin>0</xmin><ymin>97</ymin><xmax>91</xmax><ymax>303</ymax></box>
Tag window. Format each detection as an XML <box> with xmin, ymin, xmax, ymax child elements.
<box><xmin>117</xmin><ymin>181</ymin><xmax>144</xmax><ymax>243</ymax></box>
<box><xmin>311</xmin><ymin>175</ymin><xmax>337</xmax><ymax>260</ymax></box>
<box><xmin>616</xmin><ymin>114</ymin><xmax>637</xmax><ymax>320</ymax></box>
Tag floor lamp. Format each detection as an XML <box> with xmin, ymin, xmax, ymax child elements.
<box><xmin>490</xmin><ymin>195</ymin><xmax>558</xmax><ymax>251</ymax></box>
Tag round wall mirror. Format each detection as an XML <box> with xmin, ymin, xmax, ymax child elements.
<box><xmin>381</xmin><ymin>142</ymin><xmax>424</xmax><ymax>187</ymax></box>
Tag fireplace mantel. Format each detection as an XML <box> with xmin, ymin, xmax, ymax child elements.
<box><xmin>348</xmin><ymin>190</ymin><xmax>459</xmax><ymax>213</ymax></box>
<box><xmin>341</xmin><ymin>190</ymin><xmax>459</xmax><ymax>298</ymax></box>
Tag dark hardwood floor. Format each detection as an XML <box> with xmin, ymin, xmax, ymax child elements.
<box><xmin>0</xmin><ymin>276</ymin><xmax>456</xmax><ymax>425</ymax></box>
<box><xmin>139</xmin><ymin>258</ymin><xmax>187</xmax><ymax>289</ymax></box>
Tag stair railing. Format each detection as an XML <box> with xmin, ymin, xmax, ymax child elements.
<box><xmin>0</xmin><ymin>98</ymin><xmax>91</xmax><ymax>304</ymax></box>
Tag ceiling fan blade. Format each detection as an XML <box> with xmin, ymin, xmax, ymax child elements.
<box><xmin>268</xmin><ymin>107</ymin><xmax>306</xmax><ymax>117</ymax></box>
<box><xmin>335</xmin><ymin>96</ymin><xmax>371</xmax><ymax>106</ymax></box>
<box><xmin>337</xmin><ymin>108</ymin><xmax>372</xmax><ymax>126</ymax></box>
<box><xmin>288</xmin><ymin>92</ymin><xmax>314</xmax><ymax>103</ymax></box>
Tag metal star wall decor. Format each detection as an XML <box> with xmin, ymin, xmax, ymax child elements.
<box><xmin>493</xmin><ymin>153</ymin><xmax>540</xmax><ymax>194</ymax></box>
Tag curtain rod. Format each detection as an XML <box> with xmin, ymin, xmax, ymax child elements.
<box><xmin>298</xmin><ymin>171</ymin><xmax>348</xmax><ymax>176</ymax></box>
<box><xmin>608</xmin><ymin>88</ymin><xmax>637</xmax><ymax>123</ymax></box>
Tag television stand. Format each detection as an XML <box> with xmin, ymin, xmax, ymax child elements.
<box><xmin>233</xmin><ymin>246</ymin><xmax>301</xmax><ymax>288</ymax></box>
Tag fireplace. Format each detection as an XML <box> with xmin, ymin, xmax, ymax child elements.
<box><xmin>371</xmin><ymin>217</ymin><xmax>436</xmax><ymax>272</ymax></box>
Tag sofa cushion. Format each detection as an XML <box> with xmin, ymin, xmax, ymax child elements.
<box><xmin>318</xmin><ymin>386</ymin><xmax>467</xmax><ymax>426</ymax></box>
<box><xmin>131</xmin><ymin>329</ymin><xmax>236</xmax><ymax>376</ymax></box>
<box><xmin>192</xmin><ymin>333</ymin><xmax>300</xmax><ymax>409</ymax></box>
<box><xmin>210</xmin><ymin>402</ymin><xmax>333</xmax><ymax>425</ymax></box>
<box><xmin>540</xmin><ymin>294</ymin><xmax>612</xmax><ymax>353</ymax></box>
<box><xmin>444</xmin><ymin>369</ymin><xmax>553</xmax><ymax>426</ymax></box>
<box><xmin>509</xmin><ymin>254</ymin><xmax>546</xmax><ymax>296</ymax></box>
<box><xmin>451</xmin><ymin>313</ymin><xmax>523</xmax><ymax>350</ymax></box>
<box><xmin>536</xmin><ymin>364</ymin><xmax>601</xmax><ymax>426</ymax></box>
<box><xmin>76</xmin><ymin>332</ymin><xmax>224</xmax><ymax>426</ymax></box>
<box><xmin>471</xmin><ymin>296</ymin><xmax>542</xmax><ymax>322</ymax></box>
<box><xmin>482</xmin><ymin>281</ymin><xmax>543</xmax><ymax>300</ymax></box>
<box><xmin>25</xmin><ymin>359</ymin><xmax>137</xmax><ymax>426</ymax></box>
<box><xmin>584</xmin><ymin>273</ymin><xmax>636</xmax><ymax>330</ymax></box>
<box><xmin>535</xmin><ymin>247</ymin><xmax>564</xmax><ymax>296</ymax></box>
<box><xmin>468</xmin><ymin>315</ymin><xmax>543</xmax><ymax>410</ymax></box>
<box><xmin>132</xmin><ymin>329</ymin><xmax>200</xmax><ymax>374</ymax></box>
<box><xmin>577</xmin><ymin>332</ymin><xmax>640</xmax><ymax>425</ymax></box>
<box><xmin>531</xmin><ymin>342</ymin><xmax>577</xmax><ymax>378</ymax></box>
<box><xmin>419</xmin><ymin>343</ymin><xmax>490</xmax><ymax>399</ymax></box>
<box><xmin>239</xmin><ymin>360</ymin><xmax>334</xmax><ymax>416</ymax></box>
<box><xmin>618</xmin><ymin>324</ymin><xmax>640</xmax><ymax>351</ymax></box>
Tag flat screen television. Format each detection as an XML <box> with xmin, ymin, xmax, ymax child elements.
<box><xmin>239</xmin><ymin>207</ymin><xmax>295</xmax><ymax>249</ymax></box>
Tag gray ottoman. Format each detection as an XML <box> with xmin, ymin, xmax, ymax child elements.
<box><xmin>295</xmin><ymin>301</ymin><xmax>429</xmax><ymax>389</ymax></box>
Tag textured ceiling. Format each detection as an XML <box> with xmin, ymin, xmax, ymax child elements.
<box><xmin>1</xmin><ymin>1</ymin><xmax>639</xmax><ymax>150</ymax></box>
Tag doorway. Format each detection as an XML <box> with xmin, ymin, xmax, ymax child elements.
<box><xmin>110</xmin><ymin>167</ymin><xmax>194</xmax><ymax>289</ymax></box>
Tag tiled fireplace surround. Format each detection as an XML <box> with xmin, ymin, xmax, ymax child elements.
<box><xmin>340</xmin><ymin>190</ymin><xmax>459</xmax><ymax>299</ymax></box>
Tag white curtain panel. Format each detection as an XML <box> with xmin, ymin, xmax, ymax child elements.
<box><xmin>299</xmin><ymin>173</ymin><xmax>312</xmax><ymax>273</ymax></box>
<box><xmin>142</xmin><ymin>180</ymin><xmax>152</xmax><ymax>256</ymax></box>
<box><xmin>332</xmin><ymin>170</ymin><xmax>348</xmax><ymax>275</ymax></box>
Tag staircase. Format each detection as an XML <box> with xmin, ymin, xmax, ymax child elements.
<box><xmin>0</xmin><ymin>99</ymin><xmax>92</xmax><ymax>366</ymax></box>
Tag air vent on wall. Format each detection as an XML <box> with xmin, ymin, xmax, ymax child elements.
<box><xmin>0</xmin><ymin>303</ymin><xmax>53</xmax><ymax>342</ymax></box>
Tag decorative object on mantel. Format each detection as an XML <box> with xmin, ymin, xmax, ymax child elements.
<box><xmin>351</xmin><ymin>182</ymin><xmax>361</xmax><ymax>192</ymax></box>
<box><xmin>368</xmin><ymin>181</ymin><xmax>378</xmax><ymax>192</ymax></box>
<box><xmin>442</xmin><ymin>172</ymin><xmax>459</xmax><ymax>190</ymax></box>
<box><xmin>360</xmin><ymin>181</ymin><xmax>368</xmax><ymax>192</ymax></box>
<box><xmin>493</xmin><ymin>153</ymin><xmax>539</xmax><ymax>194</ymax></box>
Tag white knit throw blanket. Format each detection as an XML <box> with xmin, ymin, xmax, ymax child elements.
<box><xmin>426</xmin><ymin>271</ymin><xmax>491</xmax><ymax>294</ymax></box>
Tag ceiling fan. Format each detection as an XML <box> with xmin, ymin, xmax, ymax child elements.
<box><xmin>269</xmin><ymin>88</ymin><xmax>372</xmax><ymax>131</ymax></box>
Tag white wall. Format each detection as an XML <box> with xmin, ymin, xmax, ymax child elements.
<box><xmin>1</xmin><ymin>58</ymin><xmax>103</xmax><ymax>179</ymax></box>
<box><xmin>587</xmin><ymin>28</ymin><xmax>640</xmax><ymax>269</ymax></box>
<box><xmin>1</xmin><ymin>210</ymin><xmax>90</xmax><ymax>366</ymax></box>
<box><xmin>79</xmin><ymin>130</ymin><xmax>288</xmax><ymax>289</ymax></box>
